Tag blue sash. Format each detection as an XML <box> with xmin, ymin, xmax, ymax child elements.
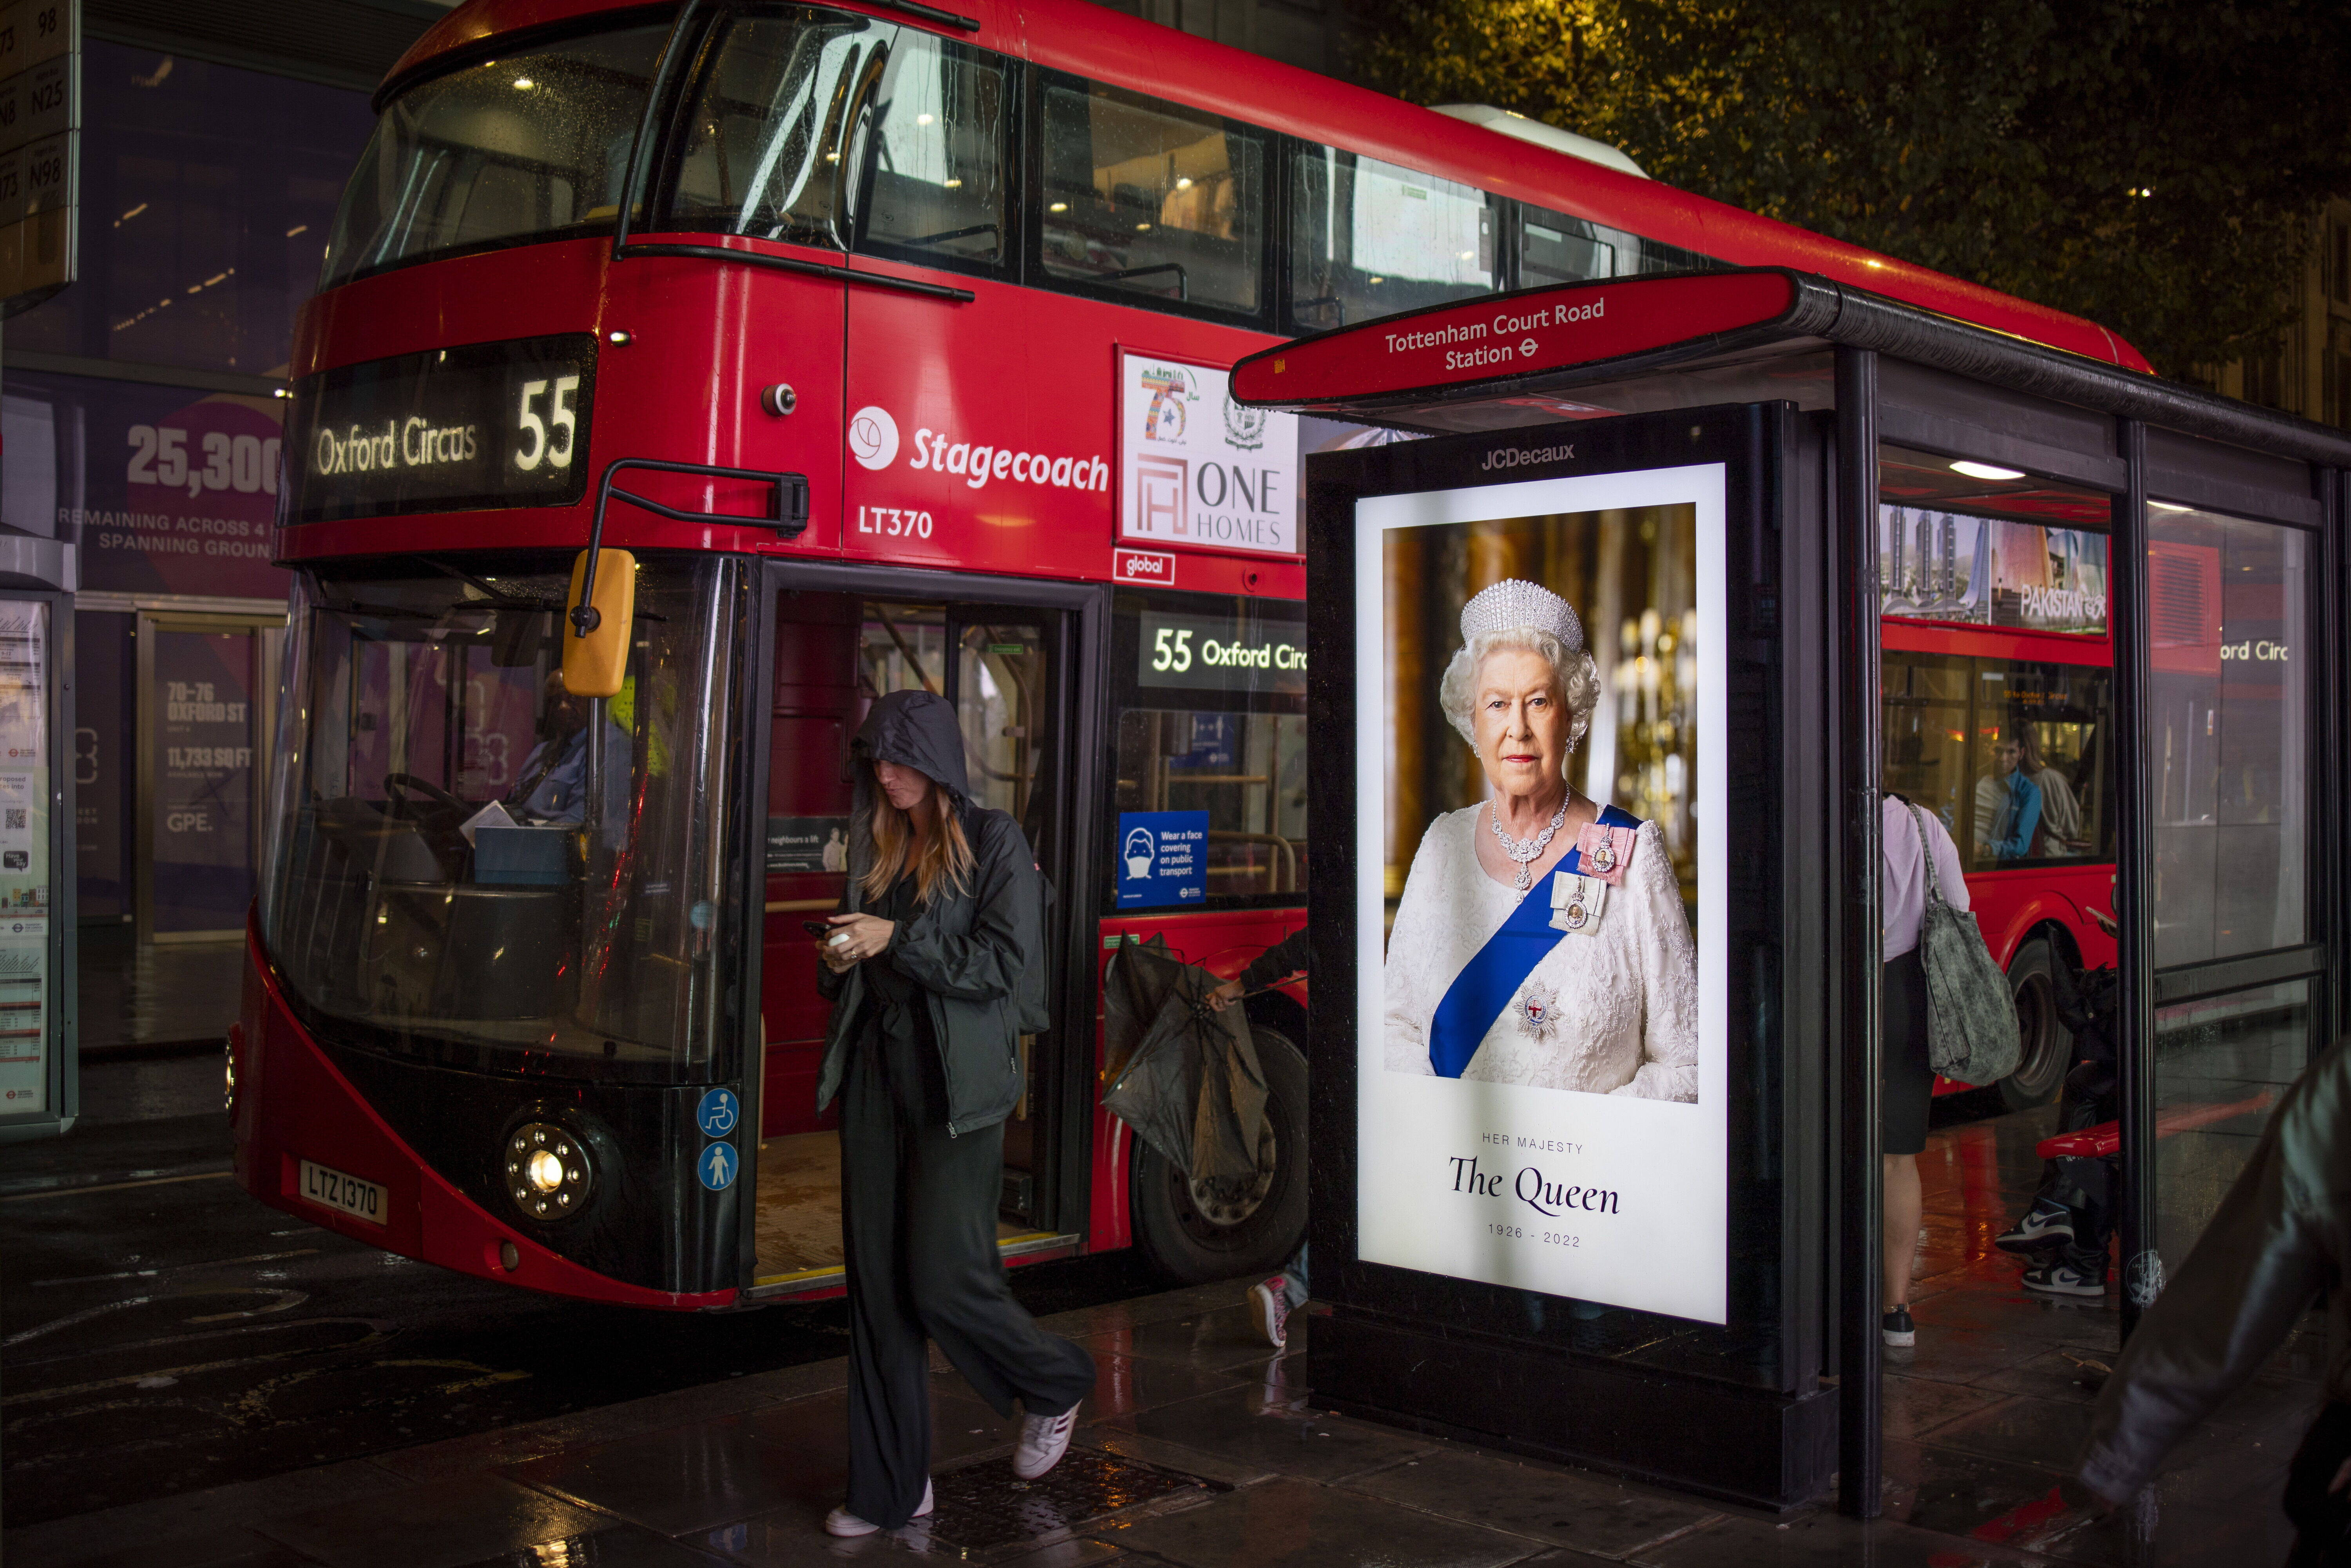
<box><xmin>1427</xmin><ymin>803</ymin><xmax>1642</xmax><ymax>1078</ymax></box>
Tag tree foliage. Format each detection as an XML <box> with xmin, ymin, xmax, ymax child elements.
<box><xmin>1355</xmin><ymin>0</ymin><xmax>2351</xmax><ymax>375</ymax></box>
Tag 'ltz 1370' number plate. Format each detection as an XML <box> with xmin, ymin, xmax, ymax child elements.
<box><xmin>298</xmin><ymin>1159</ymin><xmax>386</xmax><ymax>1226</ymax></box>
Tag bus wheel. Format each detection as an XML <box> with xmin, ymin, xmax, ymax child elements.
<box><xmin>1131</xmin><ymin>1027</ymin><xmax>1308</xmax><ymax>1286</ymax></box>
<box><xmin>2000</xmin><ymin>938</ymin><xmax>2068</xmax><ymax>1111</ymax></box>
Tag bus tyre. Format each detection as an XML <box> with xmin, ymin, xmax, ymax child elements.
<box><xmin>2000</xmin><ymin>938</ymin><xmax>2068</xmax><ymax>1111</ymax></box>
<box><xmin>1131</xmin><ymin>1026</ymin><xmax>1308</xmax><ymax>1286</ymax></box>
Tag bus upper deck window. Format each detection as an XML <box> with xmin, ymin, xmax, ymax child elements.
<box><xmin>1290</xmin><ymin>147</ymin><xmax>1494</xmax><ymax>333</ymax></box>
<box><xmin>852</xmin><ymin>34</ymin><xmax>1009</xmax><ymax>267</ymax></box>
<box><xmin>323</xmin><ymin>24</ymin><xmax>668</xmax><ymax>287</ymax></box>
<box><xmin>664</xmin><ymin>12</ymin><xmax>888</xmax><ymax>250</ymax></box>
<box><xmin>1039</xmin><ymin>80</ymin><xmax>1265</xmax><ymax>314</ymax></box>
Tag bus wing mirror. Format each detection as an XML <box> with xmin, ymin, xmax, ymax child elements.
<box><xmin>563</xmin><ymin>547</ymin><xmax>636</xmax><ymax>698</ymax></box>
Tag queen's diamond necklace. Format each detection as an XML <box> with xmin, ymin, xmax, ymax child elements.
<box><xmin>1489</xmin><ymin>797</ymin><xmax>1569</xmax><ymax>891</ymax></box>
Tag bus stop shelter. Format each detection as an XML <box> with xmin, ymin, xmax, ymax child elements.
<box><xmin>1231</xmin><ymin>268</ymin><xmax>2351</xmax><ymax>1510</ymax></box>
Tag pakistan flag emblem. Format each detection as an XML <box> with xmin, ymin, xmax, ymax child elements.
<box><xmin>1223</xmin><ymin>390</ymin><xmax>1266</xmax><ymax>452</ymax></box>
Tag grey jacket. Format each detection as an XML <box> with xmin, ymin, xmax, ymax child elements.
<box><xmin>2079</xmin><ymin>1040</ymin><xmax>2351</xmax><ymax>1499</ymax></box>
<box><xmin>813</xmin><ymin>690</ymin><xmax>1041</xmax><ymax>1137</ymax></box>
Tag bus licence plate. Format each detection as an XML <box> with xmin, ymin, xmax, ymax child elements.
<box><xmin>299</xmin><ymin>1159</ymin><xmax>387</xmax><ymax>1226</ymax></box>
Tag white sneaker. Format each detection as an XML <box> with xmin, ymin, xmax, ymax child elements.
<box><xmin>1013</xmin><ymin>1405</ymin><xmax>1079</xmax><ymax>1480</ymax></box>
<box><xmin>824</xmin><ymin>1478</ymin><xmax>932</xmax><ymax>1537</ymax></box>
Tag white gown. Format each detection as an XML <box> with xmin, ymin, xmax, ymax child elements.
<box><xmin>1382</xmin><ymin>808</ymin><xmax>1699</xmax><ymax>1101</ymax></box>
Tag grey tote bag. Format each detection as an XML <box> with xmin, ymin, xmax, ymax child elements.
<box><xmin>1900</xmin><ymin>800</ymin><xmax>2022</xmax><ymax>1085</ymax></box>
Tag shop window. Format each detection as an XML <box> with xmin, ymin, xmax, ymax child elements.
<box><xmin>5</xmin><ymin>42</ymin><xmax>375</xmax><ymax>373</ymax></box>
<box><xmin>2145</xmin><ymin>505</ymin><xmax>2311</xmax><ymax>966</ymax></box>
<box><xmin>1038</xmin><ymin>78</ymin><xmax>1266</xmax><ymax>315</ymax></box>
<box><xmin>1289</xmin><ymin>145</ymin><xmax>1492</xmax><ymax>331</ymax></box>
<box><xmin>1108</xmin><ymin>592</ymin><xmax>1305</xmax><ymax>909</ymax></box>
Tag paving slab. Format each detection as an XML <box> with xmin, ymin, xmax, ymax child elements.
<box><xmin>501</xmin><ymin>1417</ymin><xmax>831</xmax><ymax>1538</ymax></box>
<box><xmin>1101</xmin><ymin>1384</ymin><xmax>1436</xmax><ymax>1485</ymax></box>
<box><xmin>1635</xmin><ymin>1510</ymin><xmax>2065</xmax><ymax>1566</ymax></box>
<box><xmin>1339</xmin><ymin>1446</ymin><xmax>1722</xmax><ymax>1560</ymax></box>
<box><xmin>449</xmin><ymin>1523</ymin><xmax>733</xmax><ymax>1566</ymax></box>
<box><xmin>254</xmin><ymin>1474</ymin><xmax>609</xmax><ymax>1568</ymax></box>
<box><xmin>1098</xmin><ymin>1475</ymin><xmax>1545</xmax><ymax>1568</ymax></box>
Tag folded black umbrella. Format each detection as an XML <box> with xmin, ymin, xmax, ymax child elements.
<box><xmin>1100</xmin><ymin>934</ymin><xmax>1271</xmax><ymax>1203</ymax></box>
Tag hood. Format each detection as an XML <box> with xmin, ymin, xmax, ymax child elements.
<box><xmin>851</xmin><ymin>689</ymin><xmax>970</xmax><ymax>805</ymax></box>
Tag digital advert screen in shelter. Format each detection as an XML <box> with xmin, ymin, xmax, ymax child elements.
<box><xmin>1354</xmin><ymin>464</ymin><xmax>1728</xmax><ymax>1324</ymax></box>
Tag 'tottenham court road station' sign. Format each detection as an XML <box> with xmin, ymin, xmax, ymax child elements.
<box><xmin>1232</xmin><ymin>271</ymin><xmax>1802</xmax><ymax>410</ymax></box>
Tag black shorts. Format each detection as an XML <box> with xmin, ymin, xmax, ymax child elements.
<box><xmin>1882</xmin><ymin>949</ymin><xmax>1934</xmax><ymax>1157</ymax></box>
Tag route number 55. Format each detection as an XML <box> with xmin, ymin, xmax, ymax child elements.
<box><xmin>1151</xmin><ymin>626</ymin><xmax>1193</xmax><ymax>672</ymax></box>
<box><xmin>515</xmin><ymin>375</ymin><xmax>580</xmax><ymax>471</ymax></box>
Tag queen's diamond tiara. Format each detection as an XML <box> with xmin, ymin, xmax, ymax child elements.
<box><xmin>1458</xmin><ymin>578</ymin><xmax>1583</xmax><ymax>654</ymax></box>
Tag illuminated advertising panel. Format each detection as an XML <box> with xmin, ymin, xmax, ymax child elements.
<box><xmin>1879</xmin><ymin>504</ymin><xmax>2110</xmax><ymax>636</ymax></box>
<box><xmin>1352</xmin><ymin>461</ymin><xmax>1729</xmax><ymax>1323</ymax></box>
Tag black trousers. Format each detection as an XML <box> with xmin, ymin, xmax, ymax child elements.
<box><xmin>840</xmin><ymin>1040</ymin><xmax>1096</xmax><ymax>1528</ymax></box>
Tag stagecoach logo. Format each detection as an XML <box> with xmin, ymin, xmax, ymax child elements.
<box><xmin>1222</xmin><ymin>390</ymin><xmax>1266</xmax><ymax>453</ymax></box>
<box><xmin>848</xmin><ymin>406</ymin><xmax>900</xmax><ymax>471</ymax></box>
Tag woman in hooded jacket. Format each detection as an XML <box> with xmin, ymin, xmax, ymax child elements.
<box><xmin>814</xmin><ymin>689</ymin><xmax>1097</xmax><ymax>1537</ymax></box>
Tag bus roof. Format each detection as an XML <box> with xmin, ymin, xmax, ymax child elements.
<box><xmin>388</xmin><ymin>0</ymin><xmax>2146</xmax><ymax>372</ymax></box>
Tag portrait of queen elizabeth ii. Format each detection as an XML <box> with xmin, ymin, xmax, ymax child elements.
<box><xmin>1384</xmin><ymin>578</ymin><xmax>1699</xmax><ymax>1101</ymax></box>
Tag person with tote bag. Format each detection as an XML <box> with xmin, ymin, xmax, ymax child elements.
<box><xmin>1879</xmin><ymin>795</ymin><xmax>2021</xmax><ymax>1347</ymax></box>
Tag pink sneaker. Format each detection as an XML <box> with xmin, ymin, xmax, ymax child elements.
<box><xmin>1248</xmin><ymin>1277</ymin><xmax>1290</xmax><ymax>1349</ymax></box>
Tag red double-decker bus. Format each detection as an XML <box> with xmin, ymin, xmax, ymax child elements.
<box><xmin>1877</xmin><ymin>452</ymin><xmax>2120</xmax><ymax>1106</ymax></box>
<box><xmin>230</xmin><ymin>0</ymin><xmax>2146</xmax><ymax>1309</ymax></box>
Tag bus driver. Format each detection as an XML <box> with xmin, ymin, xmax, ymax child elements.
<box><xmin>1382</xmin><ymin>579</ymin><xmax>1698</xmax><ymax>1100</ymax></box>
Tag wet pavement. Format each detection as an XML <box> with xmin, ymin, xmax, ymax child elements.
<box><xmin>0</xmin><ymin>1059</ymin><xmax>1165</xmax><ymax>1528</ymax></box>
<box><xmin>76</xmin><ymin>925</ymin><xmax>246</xmax><ymax>1054</ymax></box>
<box><xmin>6</xmin><ymin>1088</ymin><xmax>2317</xmax><ymax>1566</ymax></box>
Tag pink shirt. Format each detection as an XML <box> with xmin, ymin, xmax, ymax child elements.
<box><xmin>1883</xmin><ymin>795</ymin><xmax>1969</xmax><ymax>961</ymax></box>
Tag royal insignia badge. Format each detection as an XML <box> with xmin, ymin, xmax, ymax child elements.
<box><xmin>1572</xmin><ymin>821</ymin><xmax>1636</xmax><ymax>886</ymax></box>
<box><xmin>1518</xmin><ymin>980</ymin><xmax>1561</xmax><ymax>1043</ymax></box>
<box><xmin>1550</xmin><ymin>870</ymin><xmax>1606</xmax><ymax>934</ymax></box>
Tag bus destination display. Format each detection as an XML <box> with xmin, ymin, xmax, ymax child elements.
<box><xmin>284</xmin><ymin>334</ymin><xmax>598</xmax><ymax>523</ymax></box>
<box><xmin>1134</xmin><ymin>610</ymin><xmax>1305</xmax><ymax>695</ymax></box>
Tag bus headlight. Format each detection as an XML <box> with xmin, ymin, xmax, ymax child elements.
<box><xmin>506</xmin><ymin>1122</ymin><xmax>593</xmax><ymax>1220</ymax></box>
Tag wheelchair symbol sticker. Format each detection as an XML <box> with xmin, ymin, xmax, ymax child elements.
<box><xmin>698</xmin><ymin>1141</ymin><xmax>738</xmax><ymax>1191</ymax></box>
<box><xmin>696</xmin><ymin>1087</ymin><xmax>739</xmax><ymax>1138</ymax></box>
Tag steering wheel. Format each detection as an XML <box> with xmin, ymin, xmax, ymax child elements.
<box><xmin>382</xmin><ymin>771</ymin><xmax>469</xmax><ymax>818</ymax></box>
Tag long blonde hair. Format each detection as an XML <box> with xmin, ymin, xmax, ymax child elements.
<box><xmin>859</xmin><ymin>772</ymin><xmax>976</xmax><ymax>906</ymax></box>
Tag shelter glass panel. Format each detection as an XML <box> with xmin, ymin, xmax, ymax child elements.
<box><xmin>2145</xmin><ymin>507</ymin><xmax>2310</xmax><ymax>965</ymax></box>
<box><xmin>2152</xmin><ymin>980</ymin><xmax>2311</xmax><ymax>1270</ymax></box>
